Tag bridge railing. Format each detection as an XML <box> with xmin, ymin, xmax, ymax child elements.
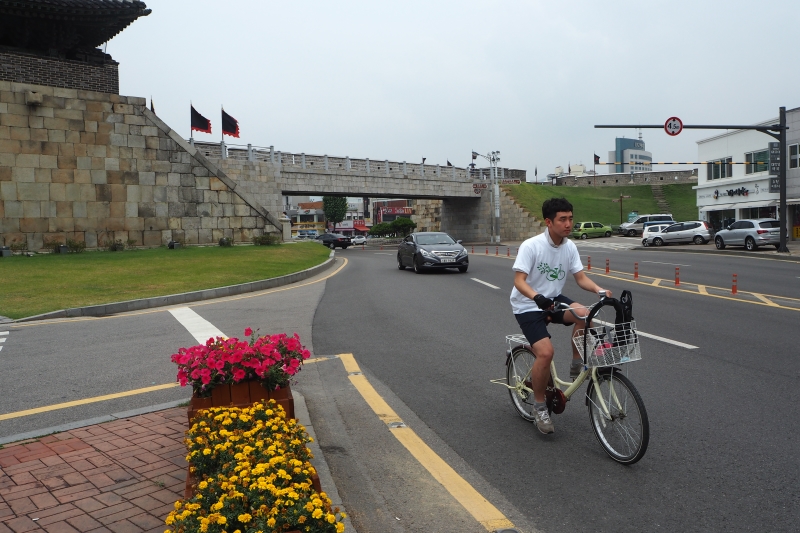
<box><xmin>190</xmin><ymin>141</ymin><xmax>478</xmax><ymax>181</ymax></box>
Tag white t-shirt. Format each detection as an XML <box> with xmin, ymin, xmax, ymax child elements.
<box><xmin>510</xmin><ymin>230</ymin><xmax>584</xmax><ymax>314</ymax></box>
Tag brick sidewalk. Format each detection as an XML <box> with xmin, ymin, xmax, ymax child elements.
<box><xmin>0</xmin><ymin>408</ymin><xmax>189</xmax><ymax>533</ymax></box>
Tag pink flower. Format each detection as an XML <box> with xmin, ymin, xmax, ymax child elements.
<box><xmin>244</xmin><ymin>327</ymin><xmax>252</xmax><ymax>337</ymax></box>
<box><xmin>232</xmin><ymin>368</ymin><xmax>246</xmax><ymax>381</ymax></box>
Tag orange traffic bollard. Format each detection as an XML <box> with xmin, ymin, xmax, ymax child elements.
<box><xmin>471</xmin><ymin>245</ymin><xmax>474</xmax><ymax>254</ymax></box>
<box><xmin>605</xmin><ymin>259</ymin><xmax>609</xmax><ymax>274</ymax></box>
<box><xmin>634</xmin><ymin>262</ymin><xmax>639</xmax><ymax>280</ymax></box>
<box><xmin>496</xmin><ymin>246</ymin><xmax>499</xmax><ymax>256</ymax></box>
<box><xmin>732</xmin><ymin>273</ymin><xmax>738</xmax><ymax>295</ymax></box>
<box><xmin>587</xmin><ymin>256</ymin><xmax>591</xmax><ymax>270</ymax></box>
<box><xmin>485</xmin><ymin>247</ymin><xmax>488</xmax><ymax>255</ymax></box>
<box><xmin>507</xmin><ymin>247</ymin><xmax>510</xmax><ymax>257</ymax></box>
<box><xmin>675</xmin><ymin>267</ymin><xmax>680</xmax><ymax>286</ymax></box>
<box><xmin>380</xmin><ymin>245</ymin><xmax>383</xmax><ymax>250</ymax></box>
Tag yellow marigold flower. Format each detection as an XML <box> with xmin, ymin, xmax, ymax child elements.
<box><xmin>326</xmin><ymin>513</ymin><xmax>336</xmax><ymax>524</ymax></box>
<box><xmin>312</xmin><ymin>509</ymin><xmax>323</xmax><ymax>519</ymax></box>
<box><xmin>341</xmin><ymin>512</ymin><xmax>347</xmax><ymax>518</ymax></box>
<box><xmin>165</xmin><ymin>515</ymin><xmax>175</xmax><ymax>525</ymax></box>
<box><xmin>203</xmin><ymin>448</ymin><xmax>211</xmax><ymax>456</ymax></box>
<box><xmin>218</xmin><ymin>516</ymin><xmax>227</xmax><ymax>524</ymax></box>
<box><xmin>174</xmin><ymin>502</ymin><xmax>182</xmax><ymax>510</ymax></box>
<box><xmin>267</xmin><ymin>517</ymin><xmax>276</xmax><ymax>527</ymax></box>
<box><xmin>298</xmin><ymin>516</ymin><xmax>307</xmax><ymax>524</ymax></box>
<box><xmin>305</xmin><ymin>502</ymin><xmax>314</xmax><ymax>512</ymax></box>
<box><xmin>237</xmin><ymin>513</ymin><xmax>252</xmax><ymax>523</ymax></box>
<box><xmin>336</xmin><ymin>523</ymin><xmax>345</xmax><ymax>533</ymax></box>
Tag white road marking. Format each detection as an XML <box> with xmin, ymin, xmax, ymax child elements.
<box><xmin>471</xmin><ymin>278</ymin><xmax>500</xmax><ymax>289</ymax></box>
<box><xmin>169</xmin><ymin>307</ymin><xmax>227</xmax><ymax>344</ymax></box>
<box><xmin>374</xmin><ymin>253</ymin><xmax>393</xmax><ymax>255</ymax></box>
<box><xmin>595</xmin><ymin>319</ymin><xmax>698</xmax><ymax>349</ymax></box>
<box><xmin>0</xmin><ymin>331</ymin><xmax>8</xmax><ymax>335</ymax></box>
<box><xmin>0</xmin><ymin>338</ymin><xmax>5</xmax><ymax>343</ymax></box>
<box><xmin>640</xmin><ymin>260</ymin><xmax>692</xmax><ymax>267</ymax></box>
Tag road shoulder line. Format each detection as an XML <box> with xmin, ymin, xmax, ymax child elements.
<box><xmin>337</xmin><ymin>352</ymin><xmax>515</xmax><ymax>532</ymax></box>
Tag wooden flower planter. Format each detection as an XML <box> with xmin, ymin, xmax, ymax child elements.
<box><xmin>187</xmin><ymin>381</ymin><xmax>295</xmax><ymax>422</ymax></box>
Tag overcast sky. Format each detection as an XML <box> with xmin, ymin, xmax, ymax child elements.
<box><xmin>110</xmin><ymin>0</ymin><xmax>800</xmax><ymax>180</ymax></box>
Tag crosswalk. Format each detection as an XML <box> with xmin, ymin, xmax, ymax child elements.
<box><xmin>0</xmin><ymin>330</ymin><xmax>7</xmax><ymax>353</ymax></box>
<box><xmin>574</xmin><ymin>240</ymin><xmax>637</xmax><ymax>251</ymax></box>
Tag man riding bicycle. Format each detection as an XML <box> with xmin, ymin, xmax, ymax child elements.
<box><xmin>511</xmin><ymin>198</ymin><xmax>610</xmax><ymax>434</ymax></box>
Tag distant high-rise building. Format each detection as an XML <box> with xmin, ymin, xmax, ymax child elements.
<box><xmin>608</xmin><ymin>138</ymin><xmax>652</xmax><ymax>174</ymax></box>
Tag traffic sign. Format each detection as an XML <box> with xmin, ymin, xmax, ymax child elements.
<box><xmin>664</xmin><ymin>117</ymin><xmax>683</xmax><ymax>136</ymax></box>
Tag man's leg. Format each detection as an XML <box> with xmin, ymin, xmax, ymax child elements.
<box><xmin>561</xmin><ymin>302</ymin><xmax>589</xmax><ymax>378</ymax></box>
<box><xmin>529</xmin><ymin>337</ymin><xmax>555</xmax><ymax>403</ymax></box>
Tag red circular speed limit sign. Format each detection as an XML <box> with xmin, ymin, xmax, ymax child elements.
<box><xmin>664</xmin><ymin>117</ymin><xmax>683</xmax><ymax>136</ymax></box>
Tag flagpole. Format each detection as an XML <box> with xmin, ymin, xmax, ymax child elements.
<box><xmin>189</xmin><ymin>101</ymin><xmax>193</xmax><ymax>144</ymax></box>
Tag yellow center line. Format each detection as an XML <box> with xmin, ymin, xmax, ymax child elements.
<box><xmin>0</xmin><ymin>383</ymin><xmax>181</xmax><ymax>421</ymax></box>
<box><xmin>697</xmin><ymin>285</ymin><xmax>709</xmax><ymax>295</ymax></box>
<box><xmin>337</xmin><ymin>353</ymin><xmax>514</xmax><ymax>532</ymax></box>
<box><xmin>752</xmin><ymin>293</ymin><xmax>778</xmax><ymax>306</ymax></box>
<box><xmin>11</xmin><ymin>258</ymin><xmax>349</xmax><ymax>328</ymax></box>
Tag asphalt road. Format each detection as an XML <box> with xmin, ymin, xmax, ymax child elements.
<box><xmin>311</xmin><ymin>245</ymin><xmax>799</xmax><ymax>532</ymax></box>
<box><xmin>2</xmin><ymin>243</ymin><xmax>798</xmax><ymax>532</ymax></box>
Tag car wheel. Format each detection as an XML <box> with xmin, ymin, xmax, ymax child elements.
<box><xmin>642</xmin><ymin>240</ymin><xmax>649</xmax><ymax>247</ymax></box>
<box><xmin>693</xmin><ymin>236</ymin><xmax>705</xmax><ymax>245</ymax></box>
<box><xmin>413</xmin><ymin>256</ymin><xmax>424</xmax><ymax>274</ymax></box>
<box><xmin>745</xmin><ymin>237</ymin><xmax>757</xmax><ymax>251</ymax></box>
<box><xmin>605</xmin><ymin>231</ymin><xmax>612</xmax><ymax>237</ymax></box>
<box><xmin>458</xmin><ymin>265</ymin><xmax>468</xmax><ymax>273</ymax></box>
<box><xmin>328</xmin><ymin>243</ymin><xmax>335</xmax><ymax>249</ymax></box>
<box><xmin>715</xmin><ymin>236</ymin><xmax>725</xmax><ymax>250</ymax></box>
<box><xmin>653</xmin><ymin>238</ymin><xmax>663</xmax><ymax>247</ymax></box>
<box><xmin>580</xmin><ymin>233</ymin><xmax>588</xmax><ymax>239</ymax></box>
<box><xmin>397</xmin><ymin>255</ymin><xmax>405</xmax><ymax>270</ymax></box>
<box><xmin>627</xmin><ymin>230</ymin><xmax>637</xmax><ymax>237</ymax></box>
<box><xmin>342</xmin><ymin>245</ymin><xmax>349</xmax><ymax>249</ymax></box>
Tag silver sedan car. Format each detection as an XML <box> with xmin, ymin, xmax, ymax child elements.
<box><xmin>644</xmin><ymin>221</ymin><xmax>714</xmax><ymax>247</ymax></box>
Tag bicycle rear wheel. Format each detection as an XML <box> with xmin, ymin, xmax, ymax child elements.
<box><xmin>586</xmin><ymin>369</ymin><xmax>649</xmax><ymax>464</ymax></box>
<box><xmin>506</xmin><ymin>346</ymin><xmax>538</xmax><ymax>422</ymax></box>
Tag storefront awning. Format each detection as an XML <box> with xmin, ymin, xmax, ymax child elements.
<box><xmin>700</xmin><ymin>204</ymin><xmax>733</xmax><ymax>212</ymax></box>
<box><xmin>731</xmin><ymin>200</ymin><xmax>777</xmax><ymax>209</ymax></box>
<box><xmin>353</xmin><ymin>224</ymin><xmax>370</xmax><ymax>233</ymax></box>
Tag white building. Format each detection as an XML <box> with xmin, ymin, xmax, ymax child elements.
<box><xmin>607</xmin><ymin>137</ymin><xmax>652</xmax><ymax>174</ymax></box>
<box><xmin>695</xmin><ymin>110</ymin><xmax>800</xmax><ymax>237</ymax></box>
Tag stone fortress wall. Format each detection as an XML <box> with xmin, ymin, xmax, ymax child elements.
<box><xmin>0</xmin><ymin>49</ymin><xmax>119</xmax><ymax>95</ymax></box>
<box><xmin>0</xmin><ymin>80</ymin><xmax>281</xmax><ymax>251</ymax></box>
<box><xmin>554</xmin><ymin>169</ymin><xmax>697</xmax><ymax>187</ymax></box>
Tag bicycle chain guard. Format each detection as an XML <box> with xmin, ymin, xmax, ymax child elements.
<box><xmin>545</xmin><ymin>383</ymin><xmax>568</xmax><ymax>414</ymax></box>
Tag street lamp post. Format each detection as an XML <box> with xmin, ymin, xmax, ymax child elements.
<box><xmin>475</xmin><ymin>150</ymin><xmax>501</xmax><ymax>243</ymax></box>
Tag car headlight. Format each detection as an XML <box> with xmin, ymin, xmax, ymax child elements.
<box><xmin>420</xmin><ymin>249</ymin><xmax>433</xmax><ymax>257</ymax></box>
<box><xmin>456</xmin><ymin>249</ymin><xmax>467</xmax><ymax>257</ymax></box>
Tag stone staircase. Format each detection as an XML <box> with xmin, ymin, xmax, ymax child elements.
<box><xmin>499</xmin><ymin>188</ymin><xmax>544</xmax><ymax>241</ymax></box>
<box><xmin>650</xmin><ymin>184</ymin><xmax>671</xmax><ymax>213</ymax></box>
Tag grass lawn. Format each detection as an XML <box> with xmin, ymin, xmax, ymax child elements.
<box><xmin>504</xmin><ymin>184</ymin><xmax>661</xmax><ymax>226</ymax></box>
<box><xmin>0</xmin><ymin>243</ymin><xmax>331</xmax><ymax>319</ymax></box>
<box><xmin>661</xmin><ymin>183</ymin><xmax>699</xmax><ymax>221</ymax></box>
<box><xmin>504</xmin><ymin>182</ymin><xmax>699</xmax><ymax>225</ymax></box>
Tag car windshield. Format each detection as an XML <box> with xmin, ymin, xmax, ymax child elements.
<box><xmin>759</xmin><ymin>221</ymin><xmax>780</xmax><ymax>228</ymax></box>
<box><xmin>417</xmin><ymin>234</ymin><xmax>455</xmax><ymax>245</ymax></box>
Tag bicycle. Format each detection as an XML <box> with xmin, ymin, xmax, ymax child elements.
<box><xmin>494</xmin><ymin>291</ymin><xmax>649</xmax><ymax>465</ymax></box>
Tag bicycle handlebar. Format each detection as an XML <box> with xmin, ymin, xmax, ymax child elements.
<box><xmin>551</xmin><ymin>291</ymin><xmax>610</xmax><ymax>320</ymax></box>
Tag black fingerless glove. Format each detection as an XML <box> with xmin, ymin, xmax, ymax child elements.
<box><xmin>533</xmin><ymin>294</ymin><xmax>554</xmax><ymax>310</ymax></box>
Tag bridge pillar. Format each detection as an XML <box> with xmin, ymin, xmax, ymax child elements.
<box><xmin>324</xmin><ymin>155</ymin><xmax>329</xmax><ymax>171</ymax></box>
<box><xmin>270</xmin><ymin>146</ymin><xmax>274</xmax><ymax>163</ymax></box>
<box><xmin>385</xmin><ymin>160</ymin><xmax>389</xmax><ymax>176</ymax></box>
<box><xmin>366</xmin><ymin>158</ymin><xmax>370</xmax><ymax>174</ymax></box>
<box><xmin>403</xmin><ymin>161</ymin><xmax>407</xmax><ymax>175</ymax></box>
<box><xmin>301</xmin><ymin>153</ymin><xmax>306</xmax><ymax>169</ymax></box>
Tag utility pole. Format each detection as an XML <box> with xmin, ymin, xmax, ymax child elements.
<box><xmin>476</xmin><ymin>151</ymin><xmax>501</xmax><ymax>243</ymax></box>
<box><xmin>612</xmin><ymin>194</ymin><xmax>632</xmax><ymax>224</ymax></box>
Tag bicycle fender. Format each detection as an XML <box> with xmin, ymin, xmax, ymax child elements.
<box><xmin>584</xmin><ymin>367</ymin><xmax>622</xmax><ymax>406</ymax></box>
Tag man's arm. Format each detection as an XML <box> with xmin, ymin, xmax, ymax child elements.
<box><xmin>514</xmin><ymin>271</ymin><xmax>538</xmax><ymax>300</ymax></box>
<box><xmin>573</xmin><ymin>270</ymin><xmax>612</xmax><ymax>298</ymax></box>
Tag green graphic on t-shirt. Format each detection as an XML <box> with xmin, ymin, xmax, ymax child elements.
<box><xmin>537</xmin><ymin>262</ymin><xmax>566</xmax><ymax>281</ymax></box>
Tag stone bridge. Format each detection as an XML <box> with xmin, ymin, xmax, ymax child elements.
<box><xmin>192</xmin><ymin>142</ymin><xmax>503</xmax><ymax>241</ymax></box>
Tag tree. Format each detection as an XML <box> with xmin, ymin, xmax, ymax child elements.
<box><xmin>368</xmin><ymin>222</ymin><xmax>392</xmax><ymax>237</ymax></box>
<box><xmin>390</xmin><ymin>217</ymin><xmax>416</xmax><ymax>236</ymax></box>
<box><xmin>322</xmin><ymin>196</ymin><xmax>347</xmax><ymax>231</ymax></box>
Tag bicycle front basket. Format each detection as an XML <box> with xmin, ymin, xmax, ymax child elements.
<box><xmin>572</xmin><ymin>320</ymin><xmax>641</xmax><ymax>367</ymax></box>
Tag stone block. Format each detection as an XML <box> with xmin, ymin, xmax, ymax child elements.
<box><xmin>124</xmin><ymin>114</ymin><xmax>146</xmax><ymax>126</ymax></box>
<box><xmin>87</xmin><ymin>201</ymin><xmax>110</xmax><ymax>219</ymax></box>
<box><xmin>184</xmin><ymin>229</ymin><xmax>199</xmax><ymax>244</ymax></box>
<box><xmin>106</xmin><ymin>217</ymin><xmax>125</xmax><ymax>231</ymax></box>
<box><xmin>127</xmin><ymin>135</ymin><xmax>146</xmax><ymax>149</ymax></box>
<box><xmin>141</xmin><ymin>126</ymin><xmax>158</xmax><ymax>137</ymax></box>
<box><xmin>109</xmin><ymin>201</ymin><xmax>125</xmax><ymax>218</ymax></box>
<box><xmin>145</xmin><ymin>135</ymin><xmax>160</xmax><ymax>150</ymax></box>
<box><xmin>114</xmin><ymin>122</ymin><xmax>130</xmax><ymax>135</ymax></box>
<box><xmin>105</xmin><ymin>113</ymin><xmax>124</xmax><ymax>123</ymax></box>
<box><xmin>0</xmin><ymin>113</ymin><xmax>28</xmax><ymax>128</ymax></box>
<box><xmin>40</xmin><ymin>154</ymin><xmax>58</xmax><ymax>169</ymax></box>
<box><xmin>153</xmin><ymin>160</ymin><xmax>172</xmax><ymax>173</ymax></box>
<box><xmin>58</xmin><ymin>143</ymin><xmax>75</xmax><ymax>157</ymax></box>
<box><xmin>142</xmin><ymin>230</ymin><xmax>161</xmax><ymax>246</ymax></box>
<box><xmin>20</xmin><ymin>217</ymin><xmax>48</xmax><ymax>233</ymax></box>
<box><xmin>53</xmin><ymin>87</ymin><xmax>78</xmax><ymax>99</ymax></box>
<box><xmin>200</xmin><ymin>216</ymin><xmax>216</xmax><ymax>229</ymax></box>
<box><xmin>110</xmin><ymin>184</ymin><xmax>126</xmax><ymax>202</ymax></box>
<box><xmin>198</xmin><ymin>228</ymin><xmax>213</xmax><ymax>243</ymax></box>
<box><xmin>113</xmin><ymin>103</ymin><xmax>133</xmax><ymax>114</ymax></box>
<box><xmin>73</xmin><ymin>169</ymin><xmax>91</xmax><ymax>183</ymax></box>
<box><xmin>51</xmin><ymin>169</ymin><xmax>74</xmax><ymax>183</ymax></box>
<box><xmin>166</xmin><ymin>187</ymin><xmax>179</xmax><ymax>203</ymax></box>
<box><xmin>138</xmin><ymin>202</ymin><xmax>154</xmax><ymax>218</ymax></box>
<box><xmin>125</xmin><ymin>217</ymin><xmax>144</xmax><ymax>231</ymax></box>
<box><xmin>50</xmin><ymin>183</ymin><xmax>66</xmax><ymax>201</ymax></box>
<box><xmin>234</xmin><ymin>203</ymin><xmax>251</xmax><ymax>216</ymax></box>
<box><xmin>28</xmin><ymin>115</ymin><xmax>44</xmax><ymax>128</ymax></box>
<box><xmin>105</xmin><ymin>158</ymin><xmax>120</xmax><ymax>171</ymax></box>
<box><xmin>64</xmin><ymin>130</ymin><xmax>80</xmax><ymax>143</ymax></box>
<box><xmin>144</xmin><ymin>216</ymin><xmax>169</xmax><ymax>230</ymax></box>
<box><xmin>72</xmin><ymin>201</ymin><xmax>87</xmax><ymax>218</ymax></box>
<box><xmin>4</xmin><ymin>200</ymin><xmax>23</xmax><ymax>217</ymax></box>
<box><xmin>22</xmin><ymin>200</ymin><xmax>41</xmax><ymax>217</ymax></box>
<box><xmin>126</xmin><ymin>185</ymin><xmax>141</xmax><ymax>202</ymax></box>
<box><xmin>79</xmin><ymin>131</ymin><xmax>95</xmax><ymax>144</ymax></box>
<box><xmin>17</xmin><ymin>182</ymin><xmax>49</xmax><ymax>201</ymax></box>
<box><xmin>110</xmin><ymin>133</ymin><xmax>127</xmax><ymax>146</ymax></box>
<box><xmin>53</xmin><ymin>108</ymin><xmax>84</xmax><ymax>121</ymax></box>
<box><xmin>0</xmin><ymin>139</ymin><xmax>21</xmax><ymax>154</ymax></box>
<box><xmin>10</xmin><ymin>127</ymin><xmax>30</xmax><ymax>140</ymax></box>
<box><xmin>90</xmin><ymin>170</ymin><xmax>107</xmax><ymax>184</ymax></box>
<box><xmin>138</xmin><ymin>171</ymin><xmax>156</xmax><ymax>186</ymax></box>
<box><xmin>153</xmin><ymin>185</ymin><xmax>167</xmax><ymax>202</ymax></box>
<box><xmin>53</xmin><ymin>216</ymin><xmax>75</xmax><ymax>232</ymax></box>
<box><xmin>168</xmin><ymin>217</ymin><xmax>182</xmax><ymax>230</ymax></box>
<box><xmin>57</xmin><ymin>156</ymin><xmax>77</xmax><ymax>169</ymax></box>
<box><xmin>15</xmin><ymin>154</ymin><xmax>40</xmax><ymax>167</ymax></box>
<box><xmin>77</xmin><ymin>156</ymin><xmax>92</xmax><ymax>169</ymax></box>
<box><xmin>0</xmin><ymin>166</ymin><xmax>11</xmax><ymax>182</ymax></box>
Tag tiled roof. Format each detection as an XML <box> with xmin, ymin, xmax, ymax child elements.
<box><xmin>0</xmin><ymin>0</ymin><xmax>150</xmax><ymax>51</ymax></box>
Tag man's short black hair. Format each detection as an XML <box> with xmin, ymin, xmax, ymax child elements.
<box><xmin>542</xmin><ymin>198</ymin><xmax>573</xmax><ymax>221</ymax></box>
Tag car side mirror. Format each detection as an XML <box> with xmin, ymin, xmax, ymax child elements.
<box><xmin>456</xmin><ymin>240</ymin><xmax>462</xmax><ymax>244</ymax></box>
<box><xmin>726</xmin><ymin>225</ymin><xmax>731</xmax><ymax>231</ymax></box>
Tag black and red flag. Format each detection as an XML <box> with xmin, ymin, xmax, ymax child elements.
<box><xmin>191</xmin><ymin>105</ymin><xmax>211</xmax><ymax>134</ymax></box>
<box><xmin>594</xmin><ymin>153</ymin><xmax>600</xmax><ymax>164</ymax></box>
<box><xmin>222</xmin><ymin>108</ymin><xmax>240</xmax><ymax>138</ymax></box>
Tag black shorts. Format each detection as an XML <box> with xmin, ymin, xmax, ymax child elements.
<box><xmin>514</xmin><ymin>294</ymin><xmax>575</xmax><ymax>345</ymax></box>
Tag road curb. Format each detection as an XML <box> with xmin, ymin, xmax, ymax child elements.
<box><xmin>15</xmin><ymin>252</ymin><xmax>336</xmax><ymax>322</ymax></box>
<box><xmin>631</xmin><ymin>246</ymin><xmax>800</xmax><ymax>262</ymax></box>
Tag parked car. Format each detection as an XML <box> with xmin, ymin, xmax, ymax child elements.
<box><xmin>397</xmin><ymin>232</ymin><xmax>469</xmax><ymax>273</ymax></box>
<box><xmin>644</xmin><ymin>221</ymin><xmax>714</xmax><ymax>246</ymax></box>
<box><xmin>641</xmin><ymin>224</ymin><xmax>673</xmax><ymax>247</ymax></box>
<box><xmin>572</xmin><ymin>222</ymin><xmax>613</xmax><ymax>239</ymax></box>
<box><xmin>618</xmin><ymin>214</ymin><xmax>675</xmax><ymax>236</ymax></box>
<box><xmin>351</xmin><ymin>235</ymin><xmax>367</xmax><ymax>245</ymax></box>
<box><xmin>315</xmin><ymin>233</ymin><xmax>351</xmax><ymax>249</ymax></box>
<box><xmin>714</xmin><ymin>219</ymin><xmax>782</xmax><ymax>251</ymax></box>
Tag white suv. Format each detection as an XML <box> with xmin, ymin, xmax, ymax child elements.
<box><xmin>619</xmin><ymin>214</ymin><xmax>675</xmax><ymax>237</ymax></box>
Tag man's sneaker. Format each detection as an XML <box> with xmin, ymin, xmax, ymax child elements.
<box><xmin>533</xmin><ymin>408</ymin><xmax>554</xmax><ymax>434</ymax></box>
<box><xmin>570</xmin><ymin>361</ymin><xmax>583</xmax><ymax>380</ymax></box>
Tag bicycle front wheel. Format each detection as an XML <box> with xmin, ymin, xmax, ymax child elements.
<box><xmin>506</xmin><ymin>346</ymin><xmax>538</xmax><ymax>422</ymax></box>
<box><xmin>587</xmin><ymin>369</ymin><xmax>649</xmax><ymax>464</ymax></box>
